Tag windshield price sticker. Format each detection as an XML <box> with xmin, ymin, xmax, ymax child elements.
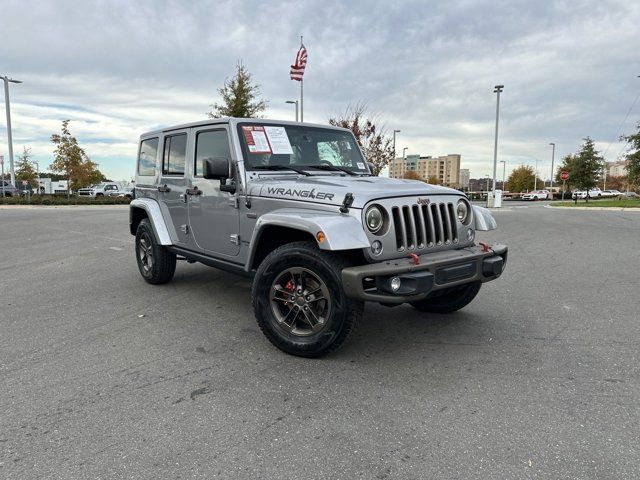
<box><xmin>357</xmin><ymin>162</ymin><xmax>365</xmax><ymax>169</ymax></box>
<box><xmin>242</xmin><ymin>126</ymin><xmax>272</xmax><ymax>154</ymax></box>
<box><xmin>264</xmin><ymin>126</ymin><xmax>293</xmax><ymax>154</ymax></box>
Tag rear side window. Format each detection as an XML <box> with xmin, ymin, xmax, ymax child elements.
<box><xmin>138</xmin><ymin>138</ymin><xmax>158</xmax><ymax>176</ymax></box>
<box><xmin>163</xmin><ymin>134</ymin><xmax>187</xmax><ymax>175</ymax></box>
<box><xmin>195</xmin><ymin>130</ymin><xmax>231</xmax><ymax>177</ymax></box>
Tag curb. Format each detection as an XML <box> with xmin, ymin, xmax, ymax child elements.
<box><xmin>546</xmin><ymin>205</ymin><xmax>640</xmax><ymax>212</ymax></box>
<box><xmin>0</xmin><ymin>204</ymin><xmax>130</xmax><ymax>210</ymax></box>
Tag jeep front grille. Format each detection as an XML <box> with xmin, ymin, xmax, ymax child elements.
<box><xmin>390</xmin><ymin>202</ymin><xmax>458</xmax><ymax>251</ymax></box>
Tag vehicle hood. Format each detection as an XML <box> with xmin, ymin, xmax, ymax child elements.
<box><xmin>249</xmin><ymin>175</ymin><xmax>462</xmax><ymax>208</ymax></box>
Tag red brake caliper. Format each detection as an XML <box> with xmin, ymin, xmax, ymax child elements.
<box><xmin>284</xmin><ymin>279</ymin><xmax>295</xmax><ymax>292</ymax></box>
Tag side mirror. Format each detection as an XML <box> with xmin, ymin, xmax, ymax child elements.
<box><xmin>203</xmin><ymin>157</ymin><xmax>230</xmax><ymax>180</ymax></box>
<box><xmin>366</xmin><ymin>162</ymin><xmax>375</xmax><ymax>174</ymax></box>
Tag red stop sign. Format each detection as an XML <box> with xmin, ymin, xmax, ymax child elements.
<box><xmin>560</xmin><ymin>171</ymin><xmax>569</xmax><ymax>181</ymax></box>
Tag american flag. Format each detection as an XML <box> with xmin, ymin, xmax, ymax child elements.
<box><xmin>290</xmin><ymin>44</ymin><xmax>307</xmax><ymax>81</ymax></box>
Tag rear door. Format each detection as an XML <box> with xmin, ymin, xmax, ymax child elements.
<box><xmin>188</xmin><ymin>126</ymin><xmax>240</xmax><ymax>257</ymax></box>
<box><xmin>158</xmin><ymin>129</ymin><xmax>191</xmax><ymax>245</ymax></box>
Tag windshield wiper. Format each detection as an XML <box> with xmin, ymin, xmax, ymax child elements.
<box><xmin>303</xmin><ymin>165</ymin><xmax>358</xmax><ymax>176</ymax></box>
<box><xmin>251</xmin><ymin>165</ymin><xmax>311</xmax><ymax>176</ymax></box>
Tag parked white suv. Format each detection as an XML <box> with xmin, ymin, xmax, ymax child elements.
<box><xmin>77</xmin><ymin>182</ymin><xmax>121</xmax><ymax>197</ymax></box>
<box><xmin>522</xmin><ymin>190</ymin><xmax>549</xmax><ymax>201</ymax></box>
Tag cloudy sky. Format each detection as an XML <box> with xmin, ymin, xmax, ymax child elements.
<box><xmin>1</xmin><ymin>0</ymin><xmax>639</xmax><ymax>181</ymax></box>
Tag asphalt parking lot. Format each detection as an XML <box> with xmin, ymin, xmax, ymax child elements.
<box><xmin>1</xmin><ymin>203</ymin><xmax>639</xmax><ymax>479</ymax></box>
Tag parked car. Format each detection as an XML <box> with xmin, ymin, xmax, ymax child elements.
<box><xmin>1</xmin><ymin>180</ymin><xmax>19</xmax><ymax>197</ymax></box>
<box><xmin>112</xmin><ymin>186</ymin><xmax>135</xmax><ymax>199</ymax></box>
<box><xmin>77</xmin><ymin>182</ymin><xmax>121</xmax><ymax>197</ymax></box>
<box><xmin>522</xmin><ymin>190</ymin><xmax>549</xmax><ymax>201</ymax></box>
<box><xmin>601</xmin><ymin>190</ymin><xmax>621</xmax><ymax>197</ymax></box>
<box><xmin>129</xmin><ymin>118</ymin><xmax>508</xmax><ymax>357</ymax></box>
<box><xmin>620</xmin><ymin>191</ymin><xmax>639</xmax><ymax>199</ymax></box>
<box><xmin>572</xmin><ymin>188</ymin><xmax>603</xmax><ymax>199</ymax></box>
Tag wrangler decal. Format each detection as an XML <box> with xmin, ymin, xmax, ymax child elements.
<box><xmin>267</xmin><ymin>187</ymin><xmax>335</xmax><ymax>201</ymax></box>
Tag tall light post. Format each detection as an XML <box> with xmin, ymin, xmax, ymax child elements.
<box><xmin>549</xmin><ymin>142</ymin><xmax>555</xmax><ymax>189</ymax></box>
<box><xmin>402</xmin><ymin>147</ymin><xmax>408</xmax><ymax>159</ymax></box>
<box><xmin>2</xmin><ymin>75</ymin><xmax>22</xmax><ymax>188</ymax></box>
<box><xmin>491</xmin><ymin>84</ymin><xmax>504</xmax><ymax>206</ymax></box>
<box><xmin>32</xmin><ymin>160</ymin><xmax>40</xmax><ymax>194</ymax></box>
<box><xmin>500</xmin><ymin>160</ymin><xmax>506</xmax><ymax>190</ymax></box>
<box><xmin>392</xmin><ymin>129</ymin><xmax>401</xmax><ymax>158</ymax></box>
<box><xmin>485</xmin><ymin>174</ymin><xmax>490</xmax><ymax>207</ymax></box>
<box><xmin>285</xmin><ymin>100</ymin><xmax>298</xmax><ymax>122</ymax></box>
<box><xmin>534</xmin><ymin>159</ymin><xmax>539</xmax><ymax>191</ymax></box>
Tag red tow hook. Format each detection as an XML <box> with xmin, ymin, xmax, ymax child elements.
<box><xmin>478</xmin><ymin>242</ymin><xmax>490</xmax><ymax>253</ymax></box>
<box><xmin>408</xmin><ymin>253</ymin><xmax>420</xmax><ymax>265</ymax></box>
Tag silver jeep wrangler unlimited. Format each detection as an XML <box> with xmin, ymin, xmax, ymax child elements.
<box><xmin>130</xmin><ymin>118</ymin><xmax>507</xmax><ymax>357</ymax></box>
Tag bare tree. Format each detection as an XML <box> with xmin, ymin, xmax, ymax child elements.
<box><xmin>328</xmin><ymin>104</ymin><xmax>394</xmax><ymax>176</ymax></box>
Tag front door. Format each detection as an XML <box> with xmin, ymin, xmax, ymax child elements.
<box><xmin>188</xmin><ymin>127</ymin><xmax>240</xmax><ymax>257</ymax></box>
<box><xmin>159</xmin><ymin>130</ymin><xmax>190</xmax><ymax>245</ymax></box>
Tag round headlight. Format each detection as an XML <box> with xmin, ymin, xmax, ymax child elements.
<box><xmin>456</xmin><ymin>200</ymin><xmax>471</xmax><ymax>225</ymax></box>
<box><xmin>365</xmin><ymin>206</ymin><xmax>384</xmax><ymax>234</ymax></box>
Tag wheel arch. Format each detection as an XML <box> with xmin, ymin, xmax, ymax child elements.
<box><xmin>246</xmin><ymin>210</ymin><xmax>370</xmax><ymax>271</ymax></box>
<box><xmin>129</xmin><ymin>198</ymin><xmax>173</xmax><ymax>244</ymax></box>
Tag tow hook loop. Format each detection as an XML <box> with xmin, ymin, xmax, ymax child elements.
<box><xmin>408</xmin><ymin>253</ymin><xmax>420</xmax><ymax>265</ymax></box>
<box><xmin>339</xmin><ymin>193</ymin><xmax>354</xmax><ymax>213</ymax></box>
<box><xmin>479</xmin><ymin>242</ymin><xmax>490</xmax><ymax>253</ymax></box>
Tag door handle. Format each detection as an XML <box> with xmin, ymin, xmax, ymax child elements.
<box><xmin>186</xmin><ymin>187</ymin><xmax>202</xmax><ymax>196</ymax></box>
<box><xmin>158</xmin><ymin>184</ymin><xmax>171</xmax><ymax>193</ymax></box>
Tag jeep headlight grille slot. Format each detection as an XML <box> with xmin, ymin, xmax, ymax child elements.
<box><xmin>390</xmin><ymin>201</ymin><xmax>458</xmax><ymax>252</ymax></box>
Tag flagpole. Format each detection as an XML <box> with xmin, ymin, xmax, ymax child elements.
<box><xmin>300</xmin><ymin>35</ymin><xmax>304</xmax><ymax>122</ymax></box>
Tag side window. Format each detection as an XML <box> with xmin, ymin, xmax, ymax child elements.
<box><xmin>137</xmin><ymin>137</ymin><xmax>159</xmax><ymax>176</ymax></box>
<box><xmin>162</xmin><ymin>134</ymin><xmax>188</xmax><ymax>176</ymax></box>
<box><xmin>195</xmin><ymin>130</ymin><xmax>231</xmax><ymax>177</ymax></box>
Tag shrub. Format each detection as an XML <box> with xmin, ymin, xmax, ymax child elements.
<box><xmin>0</xmin><ymin>195</ymin><xmax>132</xmax><ymax>206</ymax></box>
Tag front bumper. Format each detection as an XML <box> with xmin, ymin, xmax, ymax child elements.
<box><xmin>342</xmin><ymin>244</ymin><xmax>508</xmax><ymax>303</ymax></box>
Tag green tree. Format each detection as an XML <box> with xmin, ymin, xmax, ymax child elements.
<box><xmin>505</xmin><ymin>165</ymin><xmax>544</xmax><ymax>192</ymax></box>
<box><xmin>207</xmin><ymin>61</ymin><xmax>267</xmax><ymax>118</ymax></box>
<box><xmin>328</xmin><ymin>104</ymin><xmax>394</xmax><ymax>176</ymax></box>
<box><xmin>621</xmin><ymin>122</ymin><xmax>640</xmax><ymax>188</ymax></box>
<box><xmin>567</xmin><ymin>137</ymin><xmax>604</xmax><ymax>199</ymax></box>
<box><xmin>50</xmin><ymin>120</ymin><xmax>104</xmax><ymax>195</ymax></box>
<box><xmin>15</xmin><ymin>146</ymin><xmax>38</xmax><ymax>188</ymax></box>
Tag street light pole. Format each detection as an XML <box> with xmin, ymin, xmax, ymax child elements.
<box><xmin>2</xmin><ymin>75</ymin><xmax>22</xmax><ymax>188</ymax></box>
<box><xmin>500</xmin><ymin>160</ymin><xmax>506</xmax><ymax>190</ymax></box>
<box><xmin>534</xmin><ymin>159</ymin><xmax>539</xmax><ymax>191</ymax></box>
<box><xmin>392</xmin><ymin>130</ymin><xmax>401</xmax><ymax>158</ymax></box>
<box><xmin>491</xmin><ymin>85</ymin><xmax>504</xmax><ymax>206</ymax></box>
<box><xmin>285</xmin><ymin>100</ymin><xmax>298</xmax><ymax>122</ymax></box>
<box><xmin>402</xmin><ymin>147</ymin><xmax>408</xmax><ymax>159</ymax></box>
<box><xmin>33</xmin><ymin>160</ymin><xmax>40</xmax><ymax>194</ymax></box>
<box><xmin>549</xmin><ymin>142</ymin><xmax>555</xmax><ymax>189</ymax></box>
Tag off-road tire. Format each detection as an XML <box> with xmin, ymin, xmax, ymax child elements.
<box><xmin>252</xmin><ymin>241</ymin><xmax>363</xmax><ymax>357</ymax></box>
<box><xmin>135</xmin><ymin>218</ymin><xmax>176</xmax><ymax>284</ymax></box>
<box><xmin>409</xmin><ymin>282</ymin><xmax>481</xmax><ymax>314</ymax></box>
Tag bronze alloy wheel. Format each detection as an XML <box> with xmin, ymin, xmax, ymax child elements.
<box><xmin>268</xmin><ymin>267</ymin><xmax>332</xmax><ymax>336</ymax></box>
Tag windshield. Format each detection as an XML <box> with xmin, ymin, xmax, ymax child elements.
<box><xmin>237</xmin><ymin>123</ymin><xmax>367</xmax><ymax>173</ymax></box>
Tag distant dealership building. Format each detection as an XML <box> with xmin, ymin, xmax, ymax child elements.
<box><xmin>388</xmin><ymin>154</ymin><xmax>462</xmax><ymax>187</ymax></box>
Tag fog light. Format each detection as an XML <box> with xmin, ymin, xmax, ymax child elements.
<box><xmin>390</xmin><ymin>276</ymin><xmax>401</xmax><ymax>292</ymax></box>
<box><xmin>467</xmin><ymin>228</ymin><xmax>474</xmax><ymax>241</ymax></box>
<box><xmin>371</xmin><ymin>240</ymin><xmax>383</xmax><ymax>256</ymax></box>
